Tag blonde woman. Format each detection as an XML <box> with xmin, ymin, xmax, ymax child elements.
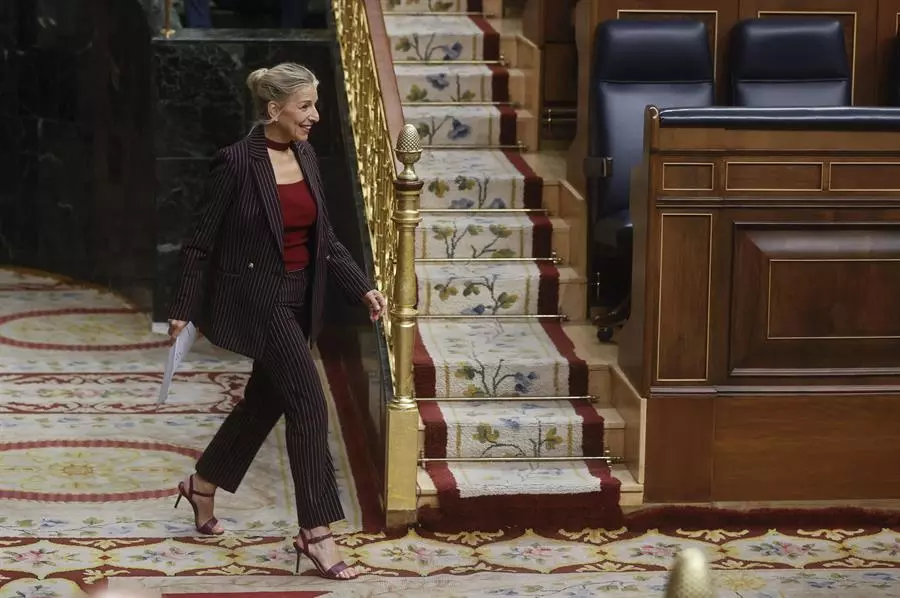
<box><xmin>168</xmin><ymin>63</ymin><xmax>385</xmax><ymax>580</ymax></box>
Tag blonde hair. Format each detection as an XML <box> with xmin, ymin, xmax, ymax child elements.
<box><xmin>246</xmin><ymin>63</ymin><xmax>319</xmax><ymax>124</ymax></box>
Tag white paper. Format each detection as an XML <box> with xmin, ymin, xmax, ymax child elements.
<box><xmin>157</xmin><ymin>322</ymin><xmax>198</xmax><ymax>404</ymax></box>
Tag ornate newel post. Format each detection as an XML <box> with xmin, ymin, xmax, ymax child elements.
<box><xmin>383</xmin><ymin>124</ymin><xmax>423</xmax><ymax>527</ymax></box>
<box><xmin>665</xmin><ymin>548</ymin><xmax>714</xmax><ymax>598</ymax></box>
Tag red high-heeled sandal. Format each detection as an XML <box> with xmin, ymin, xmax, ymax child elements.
<box><xmin>293</xmin><ymin>531</ymin><xmax>359</xmax><ymax>579</ymax></box>
<box><xmin>174</xmin><ymin>475</ymin><xmax>224</xmax><ymax>536</ymax></box>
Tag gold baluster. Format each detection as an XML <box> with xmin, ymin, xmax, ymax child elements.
<box><xmin>389</xmin><ymin>123</ymin><xmax>422</xmax><ymax>410</ymax></box>
<box><xmin>665</xmin><ymin>548</ymin><xmax>715</xmax><ymax>598</ymax></box>
<box><xmin>161</xmin><ymin>0</ymin><xmax>175</xmax><ymax>38</ymax></box>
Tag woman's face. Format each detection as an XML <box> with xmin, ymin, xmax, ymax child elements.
<box><xmin>271</xmin><ymin>86</ymin><xmax>319</xmax><ymax>141</ymax></box>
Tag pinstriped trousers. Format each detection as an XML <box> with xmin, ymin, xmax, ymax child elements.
<box><xmin>196</xmin><ymin>269</ymin><xmax>344</xmax><ymax>529</ymax></box>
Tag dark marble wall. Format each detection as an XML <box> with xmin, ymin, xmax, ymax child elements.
<box><xmin>0</xmin><ymin>0</ymin><xmax>156</xmax><ymax>305</ymax></box>
<box><xmin>151</xmin><ymin>28</ymin><xmax>372</xmax><ymax>328</ymax></box>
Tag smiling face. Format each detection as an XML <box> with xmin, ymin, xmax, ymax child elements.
<box><xmin>269</xmin><ymin>86</ymin><xmax>319</xmax><ymax>142</ymax></box>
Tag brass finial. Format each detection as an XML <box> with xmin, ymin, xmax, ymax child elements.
<box><xmin>665</xmin><ymin>548</ymin><xmax>715</xmax><ymax>598</ymax></box>
<box><xmin>395</xmin><ymin>123</ymin><xmax>422</xmax><ymax>181</ymax></box>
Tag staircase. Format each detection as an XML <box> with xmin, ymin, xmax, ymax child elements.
<box><xmin>381</xmin><ymin>0</ymin><xmax>641</xmax><ymax>530</ymax></box>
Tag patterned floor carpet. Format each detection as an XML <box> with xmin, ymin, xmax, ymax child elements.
<box><xmin>381</xmin><ymin>0</ymin><xmax>621</xmax><ymax>531</ymax></box>
<box><xmin>1</xmin><ymin>268</ymin><xmax>899</xmax><ymax>597</ymax></box>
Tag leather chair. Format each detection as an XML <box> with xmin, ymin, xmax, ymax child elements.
<box><xmin>729</xmin><ymin>18</ymin><xmax>851</xmax><ymax>107</ymax></box>
<box><xmin>585</xmin><ymin>19</ymin><xmax>715</xmax><ymax>340</ymax></box>
<box><xmin>892</xmin><ymin>36</ymin><xmax>900</xmax><ymax>106</ymax></box>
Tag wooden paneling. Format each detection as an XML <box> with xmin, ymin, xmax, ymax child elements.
<box><xmin>711</xmin><ymin>395</ymin><xmax>900</xmax><ymax>500</ymax></box>
<box><xmin>656</xmin><ymin>214</ymin><xmax>712</xmax><ymax>382</ymax></box>
<box><xmin>646</xmin><ymin>393</ymin><xmax>900</xmax><ymax>502</ymax></box>
<box><xmin>740</xmin><ymin>0</ymin><xmax>880</xmax><ymax>104</ymax></box>
<box><xmin>661</xmin><ymin>162</ymin><xmax>715</xmax><ymax>191</ymax></box>
<box><xmin>725</xmin><ymin>161</ymin><xmax>824</xmax><ymax>191</ymax></box>
<box><xmin>523</xmin><ymin>0</ymin><xmax>577</xmax><ymax>112</ymax></box>
<box><xmin>622</xmin><ymin>116</ymin><xmax>900</xmax><ymax>502</ymax></box>
<box><xmin>645</xmin><ymin>396</ymin><xmax>713</xmax><ymax>501</ymax></box>
<box><xmin>543</xmin><ymin>43</ymin><xmax>578</xmax><ymax>103</ymax></box>
<box><xmin>830</xmin><ymin>161</ymin><xmax>900</xmax><ymax>190</ymax></box>
<box><xmin>875</xmin><ymin>0</ymin><xmax>900</xmax><ymax>103</ymax></box>
<box><xmin>730</xmin><ymin>224</ymin><xmax>900</xmax><ymax>377</ymax></box>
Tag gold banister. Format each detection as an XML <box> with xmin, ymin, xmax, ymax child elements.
<box><xmin>333</xmin><ymin>0</ymin><xmax>422</xmax><ymax>526</ymax></box>
<box><xmin>161</xmin><ymin>0</ymin><xmax>176</xmax><ymax>37</ymax></box>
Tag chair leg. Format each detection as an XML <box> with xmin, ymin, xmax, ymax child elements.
<box><xmin>594</xmin><ymin>292</ymin><xmax>630</xmax><ymax>343</ymax></box>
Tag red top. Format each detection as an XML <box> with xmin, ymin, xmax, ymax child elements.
<box><xmin>277</xmin><ymin>179</ymin><xmax>317</xmax><ymax>271</ymax></box>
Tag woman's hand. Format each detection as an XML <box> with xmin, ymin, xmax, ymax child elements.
<box><xmin>168</xmin><ymin>319</ymin><xmax>188</xmax><ymax>343</ymax></box>
<box><xmin>363</xmin><ymin>290</ymin><xmax>388</xmax><ymax>322</ymax></box>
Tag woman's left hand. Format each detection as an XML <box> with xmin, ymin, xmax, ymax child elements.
<box><xmin>363</xmin><ymin>289</ymin><xmax>388</xmax><ymax>321</ymax></box>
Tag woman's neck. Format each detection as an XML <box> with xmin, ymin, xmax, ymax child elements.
<box><xmin>263</xmin><ymin>125</ymin><xmax>292</xmax><ymax>149</ymax></box>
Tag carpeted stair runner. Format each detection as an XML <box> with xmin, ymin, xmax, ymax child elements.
<box><xmin>383</xmin><ymin>0</ymin><xmax>622</xmax><ymax>530</ymax></box>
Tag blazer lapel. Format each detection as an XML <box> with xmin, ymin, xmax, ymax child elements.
<box><xmin>249</xmin><ymin>128</ymin><xmax>284</xmax><ymax>254</ymax></box>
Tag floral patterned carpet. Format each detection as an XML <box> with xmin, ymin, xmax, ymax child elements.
<box><xmin>1</xmin><ymin>268</ymin><xmax>899</xmax><ymax>597</ymax></box>
<box><xmin>382</xmin><ymin>0</ymin><xmax>621</xmax><ymax>530</ymax></box>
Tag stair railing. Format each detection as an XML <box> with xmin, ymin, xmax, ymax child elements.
<box><xmin>332</xmin><ymin>0</ymin><xmax>423</xmax><ymax>526</ymax></box>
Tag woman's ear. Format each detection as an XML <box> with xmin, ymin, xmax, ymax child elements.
<box><xmin>267</xmin><ymin>101</ymin><xmax>280</xmax><ymax>121</ymax></box>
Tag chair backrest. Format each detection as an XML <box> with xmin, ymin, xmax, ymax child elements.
<box><xmin>588</xmin><ymin>19</ymin><xmax>714</xmax><ymax>220</ymax></box>
<box><xmin>892</xmin><ymin>37</ymin><xmax>900</xmax><ymax>106</ymax></box>
<box><xmin>730</xmin><ymin>18</ymin><xmax>851</xmax><ymax>107</ymax></box>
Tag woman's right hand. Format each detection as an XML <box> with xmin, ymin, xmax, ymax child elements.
<box><xmin>168</xmin><ymin>319</ymin><xmax>188</xmax><ymax>343</ymax></box>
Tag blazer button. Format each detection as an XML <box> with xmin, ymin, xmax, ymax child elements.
<box><xmin>248</xmin><ymin>262</ymin><xmax>254</xmax><ymax>269</ymax></box>
<box><xmin>325</xmin><ymin>254</ymin><xmax>331</xmax><ymax>261</ymax></box>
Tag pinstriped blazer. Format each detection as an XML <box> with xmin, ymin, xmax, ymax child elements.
<box><xmin>168</xmin><ymin>126</ymin><xmax>373</xmax><ymax>360</ymax></box>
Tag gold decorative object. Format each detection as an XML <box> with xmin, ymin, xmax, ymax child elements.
<box><xmin>389</xmin><ymin>124</ymin><xmax>422</xmax><ymax>411</ymax></box>
<box><xmin>665</xmin><ymin>548</ymin><xmax>715</xmax><ymax>598</ymax></box>
<box><xmin>161</xmin><ymin>0</ymin><xmax>176</xmax><ymax>38</ymax></box>
<box><xmin>395</xmin><ymin>124</ymin><xmax>423</xmax><ymax>181</ymax></box>
<box><xmin>333</xmin><ymin>0</ymin><xmax>423</xmax><ymax>524</ymax></box>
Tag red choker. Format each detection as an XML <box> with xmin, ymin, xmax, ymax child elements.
<box><xmin>265</xmin><ymin>137</ymin><xmax>291</xmax><ymax>151</ymax></box>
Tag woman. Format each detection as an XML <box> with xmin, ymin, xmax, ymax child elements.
<box><xmin>167</xmin><ymin>62</ymin><xmax>385</xmax><ymax>581</ymax></box>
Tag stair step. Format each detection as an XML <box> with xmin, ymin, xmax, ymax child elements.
<box><xmin>382</xmin><ymin>0</ymin><xmax>471</xmax><ymax>13</ymax></box>
<box><xmin>415</xmin><ymin>320</ymin><xmax>604</xmax><ymax>398</ymax></box>
<box><xmin>416</xmin><ymin>211</ymin><xmax>563</xmax><ymax>260</ymax></box>
<box><xmin>417</xmin><ymin>463</ymin><xmax>642</xmax><ymax>507</ymax></box>
<box><xmin>416</xmin><ymin>262</ymin><xmax>583</xmax><ymax>316</ymax></box>
<box><xmin>417</xmin><ymin>401</ymin><xmax>623</xmax><ymax>459</ymax></box>
<box><xmin>395</xmin><ymin>63</ymin><xmax>522</xmax><ymax>104</ymax></box>
<box><xmin>415</xmin><ymin>149</ymin><xmax>539</xmax><ymax>211</ymax></box>
<box><xmin>385</xmin><ymin>15</ymin><xmax>497</xmax><ymax>63</ymax></box>
<box><xmin>403</xmin><ymin>105</ymin><xmax>529</xmax><ymax>148</ymax></box>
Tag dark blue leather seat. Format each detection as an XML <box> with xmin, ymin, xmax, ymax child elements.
<box><xmin>586</xmin><ymin>19</ymin><xmax>714</xmax><ymax>322</ymax></box>
<box><xmin>892</xmin><ymin>36</ymin><xmax>900</xmax><ymax>106</ymax></box>
<box><xmin>730</xmin><ymin>18</ymin><xmax>851</xmax><ymax>107</ymax></box>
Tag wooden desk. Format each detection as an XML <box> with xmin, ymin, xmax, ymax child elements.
<box><xmin>619</xmin><ymin>106</ymin><xmax>900</xmax><ymax>502</ymax></box>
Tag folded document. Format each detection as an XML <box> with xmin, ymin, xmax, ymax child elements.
<box><xmin>157</xmin><ymin>322</ymin><xmax>197</xmax><ymax>404</ymax></box>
